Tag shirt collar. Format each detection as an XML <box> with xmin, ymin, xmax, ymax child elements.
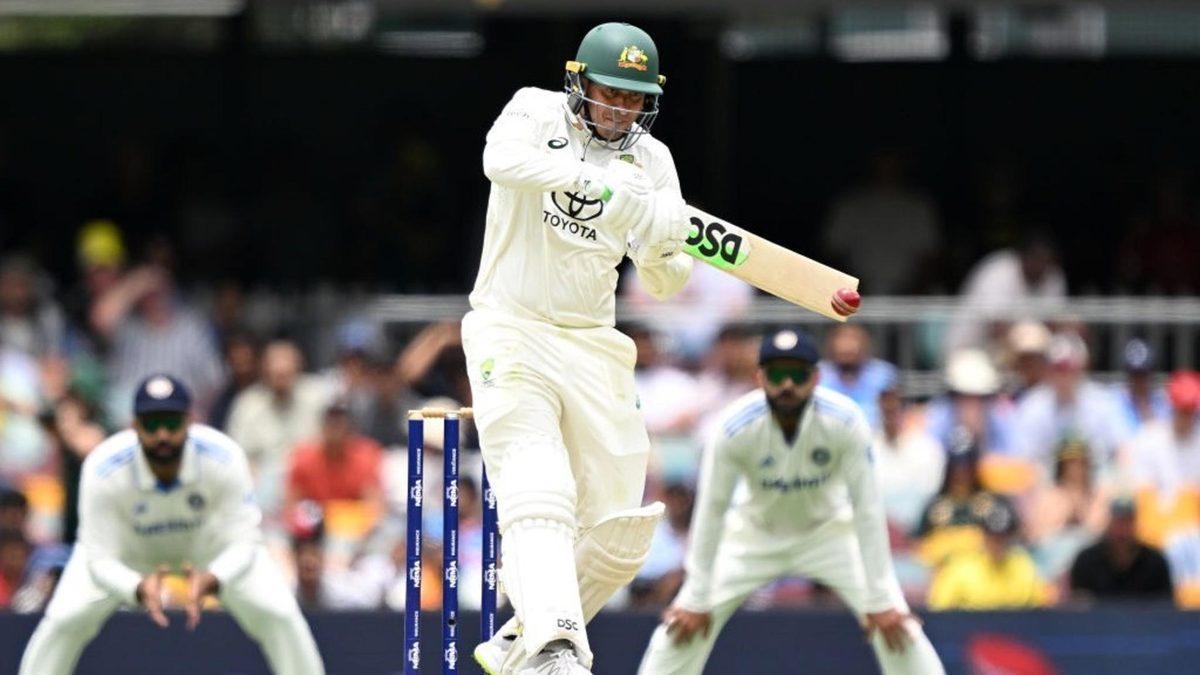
<box><xmin>133</xmin><ymin>434</ymin><xmax>198</xmax><ymax>492</ymax></box>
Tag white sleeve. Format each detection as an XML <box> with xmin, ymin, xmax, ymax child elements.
<box><xmin>482</xmin><ymin>88</ymin><xmax>585</xmax><ymax>193</ymax></box>
<box><xmin>207</xmin><ymin>449</ymin><xmax>263</xmax><ymax>585</ymax></box>
<box><xmin>626</xmin><ymin>146</ymin><xmax>689</xmax><ymax>267</ymax></box>
<box><xmin>674</xmin><ymin>433</ymin><xmax>742</xmax><ymax>612</ymax></box>
<box><xmin>78</xmin><ymin>469</ymin><xmax>143</xmax><ymax>605</ymax></box>
<box><xmin>842</xmin><ymin>415</ymin><xmax>899</xmax><ymax>613</ymax></box>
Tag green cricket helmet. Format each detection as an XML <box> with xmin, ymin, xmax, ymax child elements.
<box><xmin>564</xmin><ymin>22</ymin><xmax>666</xmax><ymax>150</ymax></box>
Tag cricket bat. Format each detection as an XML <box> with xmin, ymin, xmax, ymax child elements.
<box><xmin>681</xmin><ymin>204</ymin><xmax>859</xmax><ymax>321</ymax></box>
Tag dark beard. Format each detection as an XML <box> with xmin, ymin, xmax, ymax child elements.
<box><xmin>144</xmin><ymin>441</ymin><xmax>184</xmax><ymax>465</ymax></box>
<box><xmin>766</xmin><ymin>390</ymin><xmax>809</xmax><ymax>421</ymax></box>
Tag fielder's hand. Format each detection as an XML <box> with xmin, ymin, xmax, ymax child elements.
<box><xmin>183</xmin><ymin>563</ymin><xmax>221</xmax><ymax>631</ymax></box>
<box><xmin>136</xmin><ymin>565</ymin><xmax>171</xmax><ymax>628</ymax></box>
<box><xmin>863</xmin><ymin>608</ymin><xmax>919</xmax><ymax>653</ymax></box>
<box><xmin>661</xmin><ymin>606</ymin><xmax>712</xmax><ymax>646</ymax></box>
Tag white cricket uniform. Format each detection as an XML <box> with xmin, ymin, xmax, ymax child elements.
<box><xmin>639</xmin><ymin>388</ymin><xmax>944</xmax><ymax>675</ymax></box>
<box><xmin>20</xmin><ymin>425</ymin><xmax>324</xmax><ymax>675</ymax></box>
<box><xmin>462</xmin><ymin>86</ymin><xmax>692</xmax><ymax>665</ymax></box>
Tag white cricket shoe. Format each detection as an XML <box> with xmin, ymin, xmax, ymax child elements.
<box><xmin>515</xmin><ymin>642</ymin><xmax>591</xmax><ymax>675</ymax></box>
<box><xmin>473</xmin><ymin>632</ymin><xmax>517</xmax><ymax>675</ymax></box>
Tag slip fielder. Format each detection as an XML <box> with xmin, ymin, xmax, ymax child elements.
<box><xmin>19</xmin><ymin>374</ymin><xmax>324</xmax><ymax>675</ymax></box>
<box><xmin>638</xmin><ymin>328</ymin><xmax>944</xmax><ymax>674</ymax></box>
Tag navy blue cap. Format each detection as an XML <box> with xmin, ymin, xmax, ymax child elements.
<box><xmin>759</xmin><ymin>327</ymin><xmax>820</xmax><ymax>365</ymax></box>
<box><xmin>133</xmin><ymin>374</ymin><xmax>192</xmax><ymax>416</ymax></box>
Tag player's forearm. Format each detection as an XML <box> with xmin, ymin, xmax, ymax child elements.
<box><xmin>849</xmin><ymin>475</ymin><xmax>900</xmax><ymax>612</ymax></box>
<box><xmin>482</xmin><ymin>139</ymin><xmax>583</xmax><ymax>193</ymax></box>
<box><xmin>88</xmin><ymin>556</ymin><xmax>143</xmax><ymax>605</ymax></box>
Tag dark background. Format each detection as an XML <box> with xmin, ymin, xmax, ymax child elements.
<box><xmin>3</xmin><ymin>14</ymin><xmax>1198</xmax><ymax>295</ymax></box>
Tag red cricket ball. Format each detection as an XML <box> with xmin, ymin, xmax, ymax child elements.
<box><xmin>831</xmin><ymin>288</ymin><xmax>861</xmax><ymax>317</ymax></box>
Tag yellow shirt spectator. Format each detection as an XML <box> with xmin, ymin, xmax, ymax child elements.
<box><xmin>927</xmin><ymin>547</ymin><xmax>1052</xmax><ymax>610</ymax></box>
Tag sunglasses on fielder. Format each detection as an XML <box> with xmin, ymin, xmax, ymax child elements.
<box><xmin>764</xmin><ymin>365</ymin><xmax>814</xmax><ymax>386</ymax></box>
<box><xmin>139</xmin><ymin>413</ymin><xmax>185</xmax><ymax>433</ymax></box>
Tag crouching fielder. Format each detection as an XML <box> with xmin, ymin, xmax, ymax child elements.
<box><xmin>639</xmin><ymin>329</ymin><xmax>944</xmax><ymax>675</ymax></box>
<box><xmin>20</xmin><ymin>374</ymin><xmax>324</xmax><ymax>675</ymax></box>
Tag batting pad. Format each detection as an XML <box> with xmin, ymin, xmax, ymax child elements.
<box><xmin>576</xmin><ymin>502</ymin><xmax>666</xmax><ymax>620</ymax></box>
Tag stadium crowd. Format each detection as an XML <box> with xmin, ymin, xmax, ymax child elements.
<box><xmin>0</xmin><ymin>217</ymin><xmax>1197</xmax><ymax>621</ymax></box>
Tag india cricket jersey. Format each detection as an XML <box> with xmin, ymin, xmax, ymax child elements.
<box><xmin>470</xmin><ymin>86</ymin><xmax>684</xmax><ymax>328</ymax></box>
<box><xmin>78</xmin><ymin>424</ymin><xmax>261</xmax><ymax>604</ymax></box>
<box><xmin>677</xmin><ymin>387</ymin><xmax>898</xmax><ymax>613</ymax></box>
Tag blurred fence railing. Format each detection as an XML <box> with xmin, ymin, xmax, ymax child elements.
<box><xmin>365</xmin><ymin>294</ymin><xmax>1200</xmax><ymax>398</ymax></box>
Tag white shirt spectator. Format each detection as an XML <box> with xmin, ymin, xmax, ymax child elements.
<box><xmin>874</xmin><ymin>425</ymin><xmax>946</xmax><ymax>534</ymax></box>
<box><xmin>946</xmin><ymin>248</ymin><xmax>1067</xmax><ymax>354</ymax></box>
<box><xmin>1132</xmin><ymin>419</ymin><xmax>1200</xmax><ymax>501</ymax></box>
<box><xmin>1013</xmin><ymin>380</ymin><xmax>1131</xmax><ymax>482</ymax></box>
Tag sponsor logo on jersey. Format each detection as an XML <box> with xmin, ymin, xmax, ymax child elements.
<box><xmin>617</xmin><ymin>45</ymin><xmax>649</xmax><ymax>71</ymax></box>
<box><xmin>551</xmin><ymin>191</ymin><xmax>604</xmax><ymax>221</ymax></box>
<box><xmin>684</xmin><ymin>216</ymin><xmax>750</xmax><ymax>269</ymax></box>
<box><xmin>811</xmin><ymin>448</ymin><xmax>831</xmax><ymax>466</ymax></box>
<box><xmin>134</xmin><ymin>517</ymin><xmax>203</xmax><ymax>536</ymax></box>
<box><xmin>542</xmin><ymin>210</ymin><xmax>599</xmax><ymax>241</ymax></box>
<box><xmin>760</xmin><ymin>473</ymin><xmax>832</xmax><ymax>493</ymax></box>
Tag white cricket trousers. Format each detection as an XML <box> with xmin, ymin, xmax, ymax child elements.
<box><xmin>19</xmin><ymin>546</ymin><xmax>325</xmax><ymax>675</ymax></box>
<box><xmin>638</xmin><ymin>520</ymin><xmax>944</xmax><ymax>675</ymax></box>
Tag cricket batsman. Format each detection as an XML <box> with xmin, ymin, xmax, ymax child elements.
<box><xmin>638</xmin><ymin>328</ymin><xmax>944</xmax><ymax>674</ymax></box>
<box><xmin>463</xmin><ymin>21</ymin><xmax>695</xmax><ymax>675</ymax></box>
<box><xmin>19</xmin><ymin>374</ymin><xmax>325</xmax><ymax>675</ymax></box>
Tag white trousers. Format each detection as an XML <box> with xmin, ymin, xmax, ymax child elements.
<box><xmin>19</xmin><ymin>546</ymin><xmax>325</xmax><ymax>675</ymax></box>
<box><xmin>638</xmin><ymin>520</ymin><xmax>944</xmax><ymax>675</ymax></box>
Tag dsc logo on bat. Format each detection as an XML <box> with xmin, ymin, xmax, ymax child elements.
<box><xmin>684</xmin><ymin>216</ymin><xmax>750</xmax><ymax>270</ymax></box>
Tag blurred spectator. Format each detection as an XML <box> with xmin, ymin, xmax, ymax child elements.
<box><xmin>324</xmin><ymin>318</ymin><xmax>420</xmax><ymax>448</ymax></box>
<box><xmin>630</xmin><ymin>325</ymin><xmax>705</xmax><ymax>486</ymax></box>
<box><xmin>874</xmin><ymin>378</ymin><xmax>945</xmax><ymax>535</ymax></box>
<box><xmin>822</xmin><ymin>147</ymin><xmax>943</xmax><ymax>294</ymax></box>
<box><xmin>945</xmin><ymin>232</ymin><xmax>1067</xmax><ymax>356</ymax></box>
<box><xmin>621</xmin><ymin>261</ymin><xmax>755</xmax><ymax>363</ymax></box>
<box><xmin>40</xmin><ymin>388</ymin><xmax>106</xmax><ymax>544</ymax></box>
<box><xmin>1004</xmin><ymin>320</ymin><xmax>1052</xmax><ymax>401</ymax></box>
<box><xmin>914</xmin><ymin>446</ymin><xmax>998</xmax><ymax>568</ymax></box>
<box><xmin>288</xmin><ymin>501</ymin><xmax>377</xmax><ymax>611</ymax></box>
<box><xmin>92</xmin><ymin>264</ymin><xmax>224</xmax><ymax>425</ymax></box>
<box><xmin>208</xmin><ymin>332</ymin><xmax>261</xmax><ymax>432</ymax></box>
<box><xmin>1069</xmin><ymin>497</ymin><xmax>1173</xmax><ymax>602</ymax></box>
<box><xmin>816</xmin><ymin>324</ymin><xmax>897</xmax><ymax>430</ymax></box>
<box><xmin>1012</xmin><ymin>333</ymin><xmax>1130</xmax><ymax>483</ymax></box>
<box><xmin>1114</xmin><ymin>338</ymin><xmax>1169</xmax><ymax>432</ymax></box>
<box><xmin>0</xmin><ymin>340</ymin><xmax>51</xmax><ymax>479</ymax></box>
<box><xmin>9</xmin><ymin>543</ymin><xmax>68</xmax><ymax>613</ymax></box>
<box><xmin>285</xmin><ymin>400</ymin><xmax>385</xmax><ymax>514</ymax></box>
<box><xmin>227</xmin><ymin>339</ymin><xmax>330</xmax><ymax>518</ymax></box>
<box><xmin>0</xmin><ymin>254</ymin><xmax>65</xmax><ymax>358</ymax></box>
<box><xmin>925</xmin><ymin>349</ymin><xmax>1016</xmax><ymax>457</ymax></box>
<box><xmin>61</xmin><ymin>220</ymin><xmax>127</xmax><ymax>359</ymax></box>
<box><xmin>0</xmin><ymin>487</ymin><xmax>28</xmax><ymax>535</ymax></box>
<box><xmin>631</xmin><ymin>481</ymin><xmax>693</xmax><ymax>609</ymax></box>
<box><xmin>1129</xmin><ymin>370</ymin><xmax>1200</xmax><ymax>549</ymax></box>
<box><xmin>1025</xmin><ymin>438</ymin><xmax>1112</xmax><ymax>580</ymax></box>
<box><xmin>0</xmin><ymin>529</ymin><xmax>31</xmax><ymax>609</ymax></box>
<box><xmin>692</xmin><ymin>325</ymin><xmax>761</xmax><ymax>447</ymax></box>
<box><xmin>927</xmin><ymin>497</ymin><xmax>1052</xmax><ymax>610</ymax></box>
